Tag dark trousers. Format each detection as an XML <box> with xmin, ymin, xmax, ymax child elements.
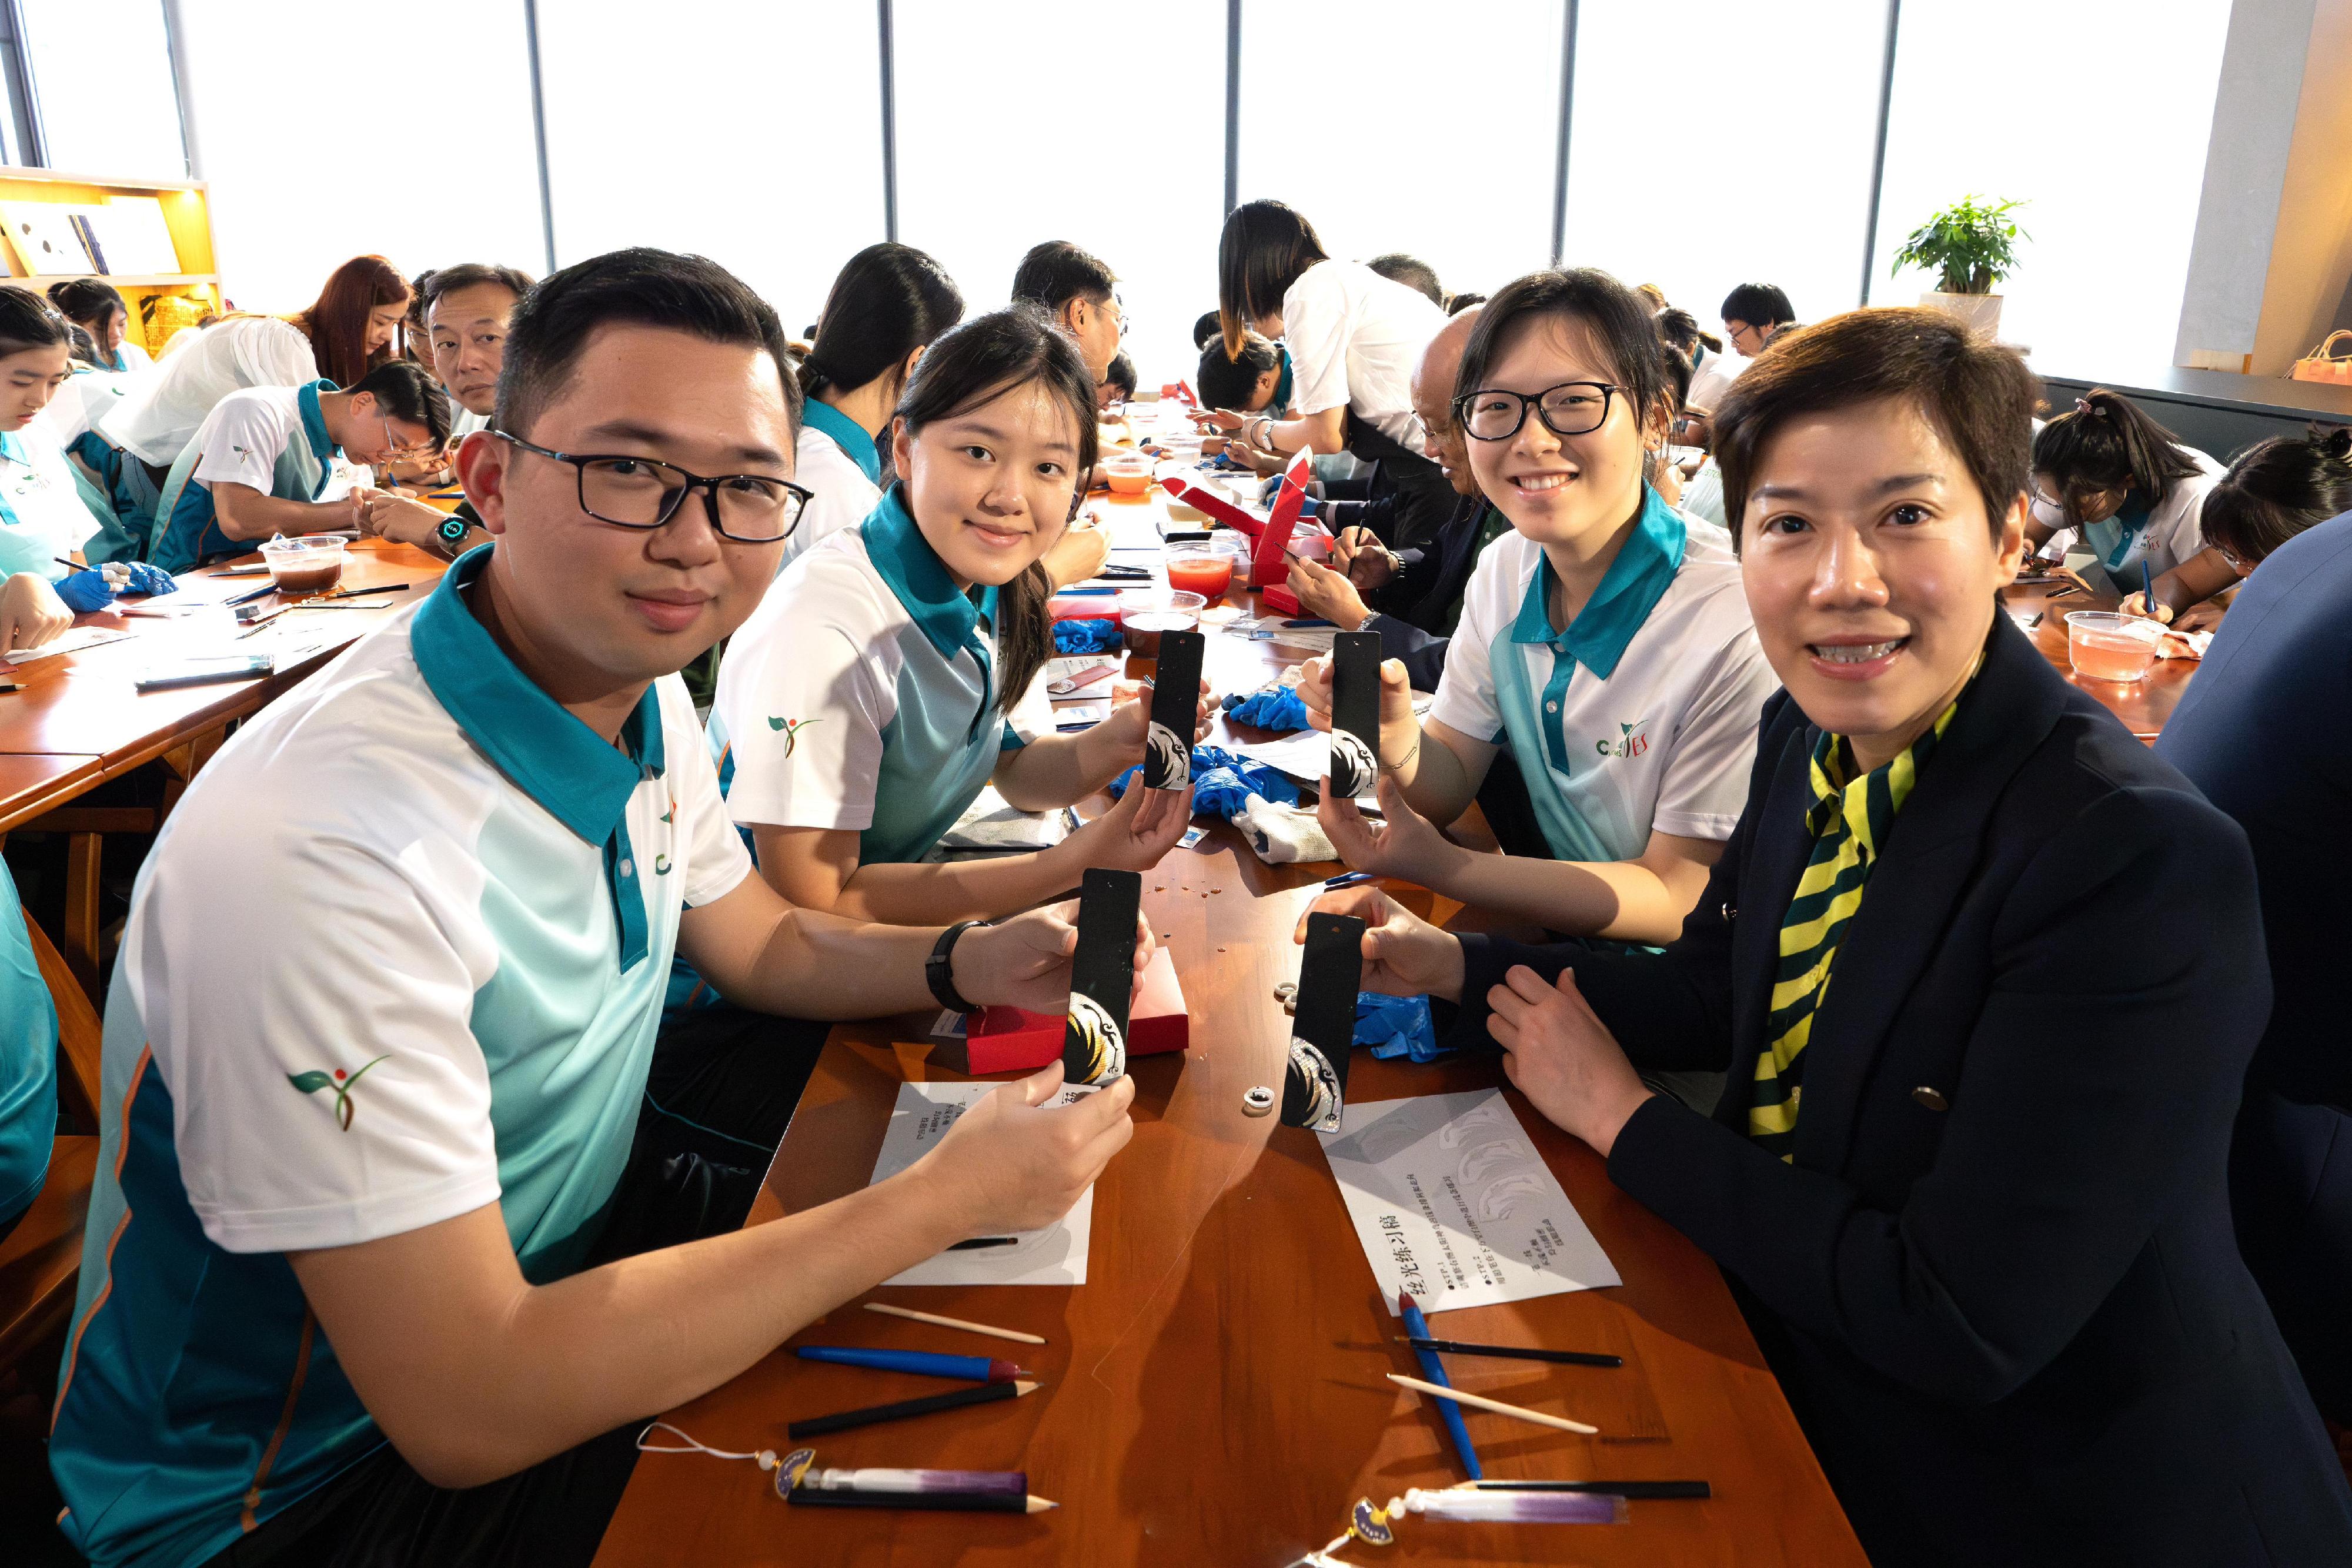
<box><xmin>2233</xmin><ymin>1089</ymin><xmax>2352</xmax><ymax>1425</ymax></box>
<box><xmin>1345</xmin><ymin>412</ymin><xmax>1457</xmax><ymax>556</ymax></box>
<box><xmin>202</xmin><ymin>1008</ymin><xmax>828</xmax><ymax>1568</ymax></box>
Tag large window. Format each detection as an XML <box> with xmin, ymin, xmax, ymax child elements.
<box><xmin>1869</xmin><ymin>0</ymin><xmax>2231</xmax><ymax>371</ymax></box>
<box><xmin>1234</xmin><ymin>0</ymin><xmax>1565</xmax><ymax>307</ymax></box>
<box><xmin>170</xmin><ymin>0</ymin><xmax>544</xmax><ymax>312</ymax></box>
<box><xmin>1564</xmin><ymin>0</ymin><xmax>1890</xmax><ymax>334</ymax></box>
<box><xmin>538</xmin><ymin>4</ymin><xmax>885</xmax><ymax>330</ymax></box>
<box><xmin>891</xmin><ymin>0</ymin><xmax>1225</xmax><ymax>388</ymax></box>
<box><xmin>19</xmin><ymin>0</ymin><xmax>186</xmax><ymax>182</ymax></box>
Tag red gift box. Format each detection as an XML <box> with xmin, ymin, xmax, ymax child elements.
<box><xmin>928</xmin><ymin>947</ymin><xmax>1188</xmax><ymax>1075</ymax></box>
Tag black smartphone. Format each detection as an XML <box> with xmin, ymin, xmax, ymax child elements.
<box><xmin>1063</xmin><ymin>867</ymin><xmax>1144</xmax><ymax>1086</ymax></box>
<box><xmin>1144</xmin><ymin>631</ymin><xmax>1203</xmax><ymax>791</ymax></box>
<box><xmin>1283</xmin><ymin>911</ymin><xmax>1367</xmax><ymax>1131</ymax></box>
<box><xmin>1327</xmin><ymin>631</ymin><xmax>1380</xmax><ymax>800</ymax></box>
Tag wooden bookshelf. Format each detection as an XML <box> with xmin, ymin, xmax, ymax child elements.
<box><xmin>0</xmin><ymin>166</ymin><xmax>223</xmax><ymax>356</ymax></box>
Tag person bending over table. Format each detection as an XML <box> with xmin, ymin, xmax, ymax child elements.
<box><xmin>1282</xmin><ymin>306</ymin><xmax>1511</xmax><ymax>691</ymax></box>
<box><xmin>2027</xmin><ymin>387</ymin><xmax>2227</xmax><ymax>605</ymax></box>
<box><xmin>46</xmin><ymin>249</ymin><xmax>1143</xmax><ymax>1568</ymax></box>
<box><xmin>1293</xmin><ymin>270</ymin><xmax>1777</xmax><ymax>955</ymax></box>
<box><xmin>1308</xmin><ymin>307</ymin><xmax>2352</xmax><ymax>1566</ymax></box>
<box><xmin>2119</xmin><ymin>426</ymin><xmax>2352</xmax><ymax>631</ymax></box>
<box><xmin>0</xmin><ymin>289</ymin><xmax>175</xmax><ymax>645</ymax></box>
<box><xmin>148</xmin><ymin>360</ymin><xmax>452</xmax><ymax>571</ymax></box>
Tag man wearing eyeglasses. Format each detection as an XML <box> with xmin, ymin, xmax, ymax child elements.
<box><xmin>50</xmin><ymin>248</ymin><xmax>1141</xmax><ymax>1568</ymax></box>
<box><xmin>1719</xmin><ymin>281</ymin><xmax>1797</xmax><ymax>362</ymax></box>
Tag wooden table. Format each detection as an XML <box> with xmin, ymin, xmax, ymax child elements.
<box><xmin>2001</xmin><ymin>581</ymin><xmax>2197</xmax><ymax>743</ymax></box>
<box><xmin>0</xmin><ymin>539</ymin><xmax>446</xmax><ymax>815</ymax></box>
<box><xmin>595</xmin><ymin>465</ymin><xmax>1866</xmax><ymax>1566</ymax></box>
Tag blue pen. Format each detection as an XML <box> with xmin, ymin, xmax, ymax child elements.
<box><xmin>796</xmin><ymin>1346</ymin><xmax>1027</xmax><ymax>1383</ymax></box>
<box><xmin>1324</xmin><ymin>870</ymin><xmax>1377</xmax><ymax>890</ymax></box>
<box><xmin>1059</xmin><ymin>586</ymin><xmax>1119</xmax><ymax>596</ymax></box>
<box><xmin>1283</xmin><ymin>618</ymin><xmax>1335</xmax><ymax>628</ymax></box>
<box><xmin>1397</xmin><ymin>1290</ymin><xmax>1482</xmax><ymax>1480</ymax></box>
<box><xmin>2140</xmin><ymin>559</ymin><xmax>2156</xmax><ymax>616</ymax></box>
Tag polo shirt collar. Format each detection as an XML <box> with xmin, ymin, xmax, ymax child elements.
<box><xmin>296</xmin><ymin>379</ymin><xmax>341</xmax><ymax>468</ymax></box>
<box><xmin>860</xmin><ymin>484</ymin><xmax>1001</xmax><ymax>660</ymax></box>
<box><xmin>410</xmin><ymin>544</ymin><xmax>664</xmax><ymax>847</ymax></box>
<box><xmin>802</xmin><ymin>397</ymin><xmax>882</xmax><ymax>485</ymax></box>
<box><xmin>1509</xmin><ymin>484</ymin><xmax>1685</xmax><ymax>679</ymax></box>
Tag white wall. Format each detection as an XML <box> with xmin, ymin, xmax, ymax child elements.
<box><xmin>171</xmin><ymin>0</ymin><xmax>544</xmax><ymax>312</ymax></box>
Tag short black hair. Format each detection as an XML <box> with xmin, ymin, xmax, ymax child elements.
<box><xmin>1367</xmin><ymin>253</ymin><xmax>1444</xmax><ymax>309</ymax></box>
<box><xmin>423</xmin><ymin>263</ymin><xmax>536</xmax><ymax>316</ymax></box>
<box><xmin>350</xmin><ymin>359</ymin><xmax>456</xmax><ymax>447</ymax></box>
<box><xmin>1198</xmin><ymin>332</ymin><xmax>1280</xmax><ymax>410</ymax></box>
<box><xmin>1720</xmin><ymin>282</ymin><xmax>1795</xmax><ymax>328</ymax></box>
<box><xmin>497</xmin><ymin>247</ymin><xmax>801</xmax><ymax>440</ymax></box>
<box><xmin>2031</xmin><ymin>388</ymin><xmax>2202</xmax><ymax>524</ymax></box>
<box><xmin>1455</xmin><ymin>269</ymin><xmax>1672</xmax><ymax>449</ymax></box>
<box><xmin>1192</xmin><ymin>310</ymin><xmax>1223</xmax><ymax>351</ymax></box>
<box><xmin>1104</xmin><ymin>350</ymin><xmax>1137</xmax><ymax>399</ymax></box>
<box><xmin>0</xmin><ymin>285</ymin><xmax>72</xmax><ymax>359</ymax></box>
<box><xmin>1446</xmin><ymin>292</ymin><xmax>1486</xmax><ymax>316</ymax></box>
<box><xmin>1010</xmin><ymin>241</ymin><xmax>1117</xmax><ymax>312</ymax></box>
<box><xmin>1712</xmin><ymin>307</ymin><xmax>2038</xmax><ymax>546</ymax></box>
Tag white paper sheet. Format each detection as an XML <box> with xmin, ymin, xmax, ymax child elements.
<box><xmin>4</xmin><ymin>626</ymin><xmax>135</xmax><ymax>664</ymax></box>
<box><xmin>1318</xmin><ymin>1089</ymin><xmax>1619</xmax><ymax>1316</ymax></box>
<box><xmin>869</xmin><ymin>1080</ymin><xmax>1094</xmax><ymax>1286</ymax></box>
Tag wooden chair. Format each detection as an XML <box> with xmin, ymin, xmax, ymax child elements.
<box><xmin>0</xmin><ymin>905</ymin><xmax>106</xmax><ymax>1378</ymax></box>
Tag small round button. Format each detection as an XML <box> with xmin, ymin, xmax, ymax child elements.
<box><xmin>618</xmin><ymin>859</ymin><xmax>634</xmax><ymax>878</ymax></box>
<box><xmin>1242</xmin><ymin>1086</ymin><xmax>1275</xmax><ymax>1118</ymax></box>
<box><xmin>1546</xmin><ymin>701</ymin><xmax>1558</xmax><ymax>713</ymax></box>
<box><xmin>1911</xmin><ymin>1085</ymin><xmax>1949</xmax><ymax>1112</ymax></box>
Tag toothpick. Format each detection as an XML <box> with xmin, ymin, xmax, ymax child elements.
<box><xmin>863</xmin><ymin>1301</ymin><xmax>1047</xmax><ymax>1346</ymax></box>
<box><xmin>1385</xmin><ymin>1373</ymin><xmax>1599</xmax><ymax>1435</ymax></box>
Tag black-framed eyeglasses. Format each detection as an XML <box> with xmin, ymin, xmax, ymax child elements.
<box><xmin>493</xmin><ymin>431</ymin><xmax>811</xmax><ymax>543</ymax></box>
<box><xmin>1454</xmin><ymin>382</ymin><xmax>1623</xmax><ymax>443</ymax></box>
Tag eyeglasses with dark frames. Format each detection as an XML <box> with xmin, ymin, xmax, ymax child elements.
<box><xmin>1454</xmin><ymin>381</ymin><xmax>1624</xmax><ymax>443</ymax></box>
<box><xmin>493</xmin><ymin>431</ymin><xmax>812</xmax><ymax>543</ymax></box>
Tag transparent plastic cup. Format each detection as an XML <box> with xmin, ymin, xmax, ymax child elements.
<box><xmin>1118</xmin><ymin>588</ymin><xmax>1205</xmax><ymax>656</ymax></box>
<box><xmin>1102</xmin><ymin>451</ymin><xmax>1154</xmax><ymax>495</ymax></box>
<box><xmin>2066</xmin><ymin>610</ymin><xmax>2161</xmax><ymax>683</ymax></box>
<box><xmin>259</xmin><ymin>536</ymin><xmax>346</xmax><ymax>596</ymax></box>
<box><xmin>1164</xmin><ymin>546</ymin><xmax>1234</xmax><ymax>600</ymax></box>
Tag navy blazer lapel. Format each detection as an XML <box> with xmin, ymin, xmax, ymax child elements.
<box><xmin>1716</xmin><ymin>714</ymin><xmax>1821</xmax><ymax>1131</ymax></box>
<box><xmin>1788</xmin><ymin>616</ymin><xmax>2073</xmax><ymax>1172</ymax></box>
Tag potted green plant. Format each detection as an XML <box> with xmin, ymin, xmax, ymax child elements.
<box><xmin>1891</xmin><ymin>195</ymin><xmax>2027</xmax><ymax>338</ymax></box>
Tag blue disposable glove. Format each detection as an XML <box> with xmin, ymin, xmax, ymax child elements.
<box><xmin>1108</xmin><ymin>743</ymin><xmax>1300</xmax><ymax>820</ymax></box>
<box><xmin>1223</xmin><ymin>686</ymin><xmax>1310</xmax><ymax>733</ymax></box>
<box><xmin>54</xmin><ymin>568</ymin><xmax>118</xmax><ymax>613</ymax></box>
<box><xmin>1358</xmin><ymin>992</ymin><xmax>1447</xmax><ymax>1063</ymax></box>
<box><xmin>120</xmin><ymin>561</ymin><xmax>178</xmax><ymax>597</ymax></box>
<box><xmin>1051</xmin><ymin>616</ymin><xmax>1123</xmax><ymax>654</ymax></box>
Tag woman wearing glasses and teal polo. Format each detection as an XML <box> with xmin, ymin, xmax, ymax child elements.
<box><xmin>1297</xmin><ymin>271</ymin><xmax>1777</xmax><ymax>1015</ymax></box>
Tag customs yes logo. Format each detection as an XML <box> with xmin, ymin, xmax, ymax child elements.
<box><xmin>767</xmin><ymin>716</ymin><xmax>820</xmax><ymax>757</ymax></box>
<box><xmin>1595</xmin><ymin>720</ymin><xmax>1651</xmax><ymax>760</ymax></box>
<box><xmin>288</xmin><ymin>1054</ymin><xmax>391</xmax><ymax>1131</ymax></box>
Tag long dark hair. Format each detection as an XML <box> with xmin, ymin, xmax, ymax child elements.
<box><xmin>45</xmin><ymin>279</ymin><xmax>127</xmax><ymax>349</ymax></box>
<box><xmin>288</xmin><ymin>255</ymin><xmax>411</xmax><ymax>387</ymax></box>
<box><xmin>800</xmin><ymin>243</ymin><xmax>964</xmax><ymax>402</ymax></box>
<box><xmin>2201</xmin><ymin>426</ymin><xmax>2352</xmax><ymax>564</ymax></box>
<box><xmin>1455</xmin><ymin>268</ymin><xmax>1674</xmax><ymax>486</ymax></box>
<box><xmin>0</xmin><ymin>287</ymin><xmax>73</xmax><ymax>359</ymax></box>
<box><xmin>1217</xmin><ymin>198</ymin><xmax>1328</xmax><ymax>358</ymax></box>
<box><xmin>895</xmin><ymin>306</ymin><xmax>1097</xmax><ymax>718</ymax></box>
<box><xmin>2032</xmin><ymin>388</ymin><xmax>2201</xmax><ymax>525</ymax></box>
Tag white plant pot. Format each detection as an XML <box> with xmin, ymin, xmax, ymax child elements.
<box><xmin>1920</xmin><ymin>290</ymin><xmax>2003</xmax><ymax>337</ymax></box>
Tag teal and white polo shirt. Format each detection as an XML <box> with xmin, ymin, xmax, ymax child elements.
<box><xmin>706</xmin><ymin>484</ymin><xmax>1050</xmax><ymax>870</ymax></box>
<box><xmin>774</xmin><ymin>396</ymin><xmax>884</xmax><ymax>576</ymax></box>
<box><xmin>48</xmin><ymin>546</ymin><xmax>750</xmax><ymax>1568</ymax></box>
<box><xmin>149</xmin><ymin>380</ymin><xmax>349</xmax><ymax>573</ymax></box>
<box><xmin>1429</xmin><ymin>486</ymin><xmax>1776</xmax><ymax>864</ymax></box>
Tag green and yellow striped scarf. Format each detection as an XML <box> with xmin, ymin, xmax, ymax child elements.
<box><xmin>1749</xmin><ymin>673</ymin><xmax>1973</xmax><ymax>1159</ymax></box>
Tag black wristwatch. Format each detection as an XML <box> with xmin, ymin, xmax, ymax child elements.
<box><xmin>436</xmin><ymin>516</ymin><xmax>472</xmax><ymax>553</ymax></box>
<box><xmin>928</xmin><ymin>921</ymin><xmax>982</xmax><ymax>1014</ymax></box>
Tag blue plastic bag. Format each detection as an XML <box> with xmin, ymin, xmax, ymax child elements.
<box><xmin>1052</xmin><ymin>616</ymin><xmax>1122</xmax><ymax>654</ymax></box>
<box><xmin>1108</xmin><ymin>743</ymin><xmax>1300</xmax><ymax>820</ymax></box>
<box><xmin>1225</xmin><ymin>686</ymin><xmax>1310</xmax><ymax>733</ymax></box>
<box><xmin>1358</xmin><ymin>992</ymin><xmax>1446</xmax><ymax>1063</ymax></box>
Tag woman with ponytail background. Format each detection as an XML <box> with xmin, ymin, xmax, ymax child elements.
<box><xmin>2028</xmin><ymin>387</ymin><xmax>2226</xmax><ymax>600</ymax></box>
<box><xmin>687</xmin><ymin>306</ymin><xmax>1203</xmax><ymax>942</ymax></box>
<box><xmin>2124</xmin><ymin>426</ymin><xmax>2352</xmax><ymax>631</ymax></box>
<box><xmin>46</xmin><ymin>279</ymin><xmax>150</xmax><ymax>375</ymax></box>
<box><xmin>779</xmin><ymin>242</ymin><xmax>965</xmax><ymax>573</ymax></box>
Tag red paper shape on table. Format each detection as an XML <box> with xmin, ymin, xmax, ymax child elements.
<box><xmin>931</xmin><ymin>947</ymin><xmax>1188</xmax><ymax>1075</ymax></box>
<box><xmin>1251</xmin><ymin>449</ymin><xmax>1318</xmax><ymax>613</ymax></box>
<box><xmin>1160</xmin><ymin>474</ymin><xmax>1260</xmax><ymax>536</ymax></box>
<box><xmin>1161</xmin><ymin>381</ymin><xmax>1197</xmax><ymax>407</ymax></box>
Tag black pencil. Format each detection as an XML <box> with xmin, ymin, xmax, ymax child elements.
<box><xmin>1396</xmin><ymin>1336</ymin><xmax>1623</xmax><ymax>1368</ymax></box>
<box><xmin>1472</xmin><ymin>1480</ymin><xmax>1711</xmax><ymax>1499</ymax></box>
<box><xmin>787</xmin><ymin>1378</ymin><xmax>1037</xmax><ymax>1439</ymax></box>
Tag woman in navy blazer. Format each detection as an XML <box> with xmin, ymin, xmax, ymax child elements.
<box><xmin>1311</xmin><ymin>309</ymin><xmax>2352</xmax><ymax>1565</ymax></box>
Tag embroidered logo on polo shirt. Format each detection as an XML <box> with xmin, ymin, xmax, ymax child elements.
<box><xmin>1594</xmin><ymin>720</ymin><xmax>1651</xmax><ymax>760</ymax></box>
<box><xmin>287</xmin><ymin>1054</ymin><xmax>392</xmax><ymax>1131</ymax></box>
<box><xmin>767</xmin><ymin>716</ymin><xmax>820</xmax><ymax>755</ymax></box>
<box><xmin>654</xmin><ymin>854</ymin><xmax>672</xmax><ymax>875</ymax></box>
